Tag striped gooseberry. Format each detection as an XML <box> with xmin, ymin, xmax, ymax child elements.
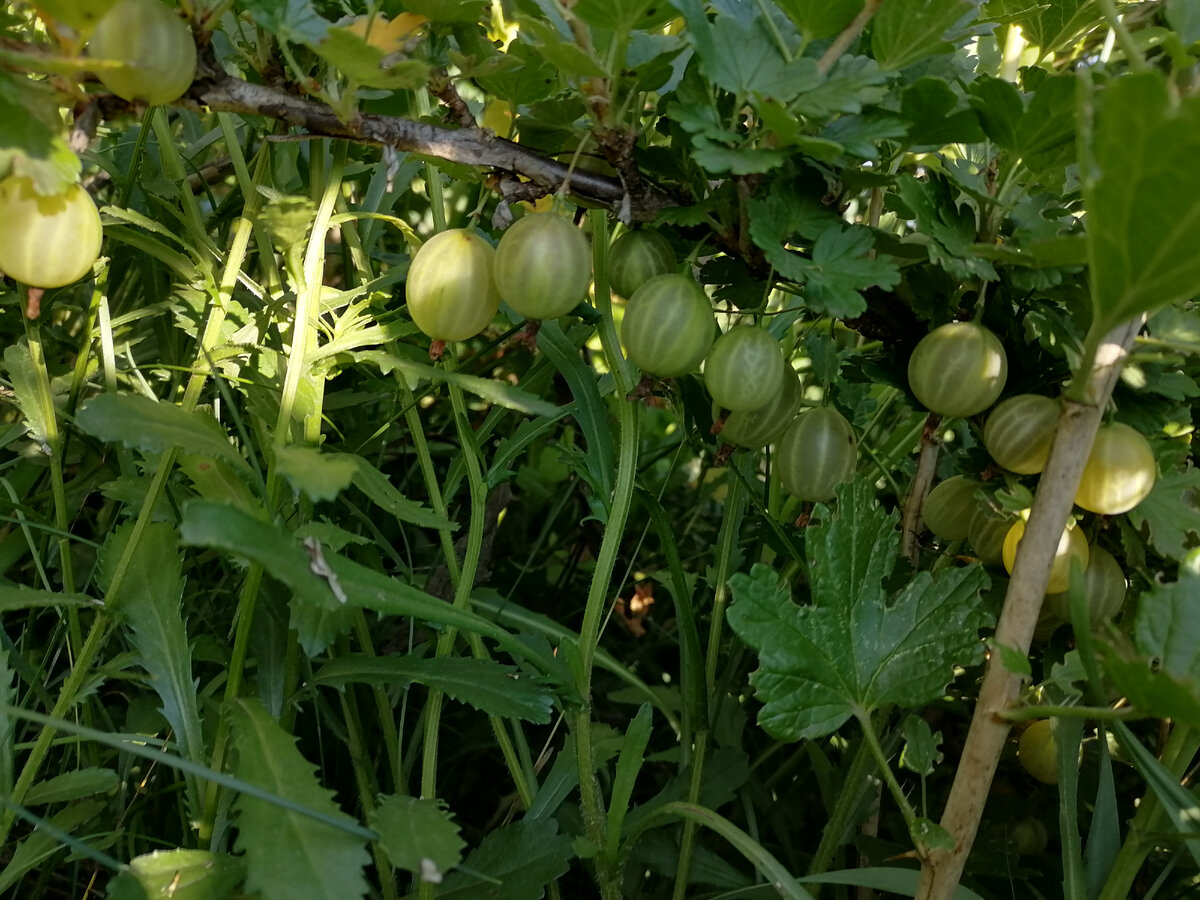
<box><xmin>907</xmin><ymin>322</ymin><xmax>1008</xmax><ymax>417</ymax></box>
<box><xmin>1018</xmin><ymin>719</ymin><xmax>1058</xmax><ymax>785</ymax></box>
<box><xmin>1002</xmin><ymin>518</ymin><xmax>1089</xmax><ymax>594</ymax></box>
<box><xmin>1045</xmin><ymin>545</ymin><xmax>1126</xmax><ymax>627</ymax></box>
<box><xmin>620</xmin><ymin>274</ymin><xmax>715</xmax><ymax>377</ymax></box>
<box><xmin>405</xmin><ymin>229</ymin><xmax>499</xmax><ymax>341</ymax></box>
<box><xmin>776</xmin><ymin>407</ymin><xmax>857</xmax><ymax>502</ymax></box>
<box><xmin>88</xmin><ymin>0</ymin><xmax>197</xmax><ymax>106</ymax></box>
<box><xmin>1074</xmin><ymin>422</ymin><xmax>1156</xmax><ymax>515</ymax></box>
<box><xmin>0</xmin><ymin>176</ymin><xmax>102</xmax><ymax>288</ymax></box>
<box><xmin>494</xmin><ymin>212</ymin><xmax>591</xmax><ymax>319</ymax></box>
<box><xmin>923</xmin><ymin>475</ymin><xmax>981</xmax><ymax>541</ymax></box>
<box><xmin>967</xmin><ymin>506</ymin><xmax>1013</xmax><ymax>567</ymax></box>
<box><xmin>608</xmin><ymin>229</ymin><xmax>675</xmax><ymax>298</ymax></box>
<box><xmin>703</xmin><ymin>326</ymin><xmax>786</xmax><ymax>413</ymax></box>
<box><xmin>983</xmin><ymin>394</ymin><xmax>1059</xmax><ymax>475</ymax></box>
<box><xmin>721</xmin><ymin>365</ymin><xmax>802</xmax><ymax>448</ymax></box>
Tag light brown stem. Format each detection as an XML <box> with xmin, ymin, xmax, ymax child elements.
<box><xmin>818</xmin><ymin>0</ymin><xmax>887</xmax><ymax>76</ymax></box>
<box><xmin>916</xmin><ymin>317</ymin><xmax>1143</xmax><ymax>900</ymax></box>
<box><xmin>901</xmin><ymin>413</ymin><xmax>942</xmax><ymax>565</ymax></box>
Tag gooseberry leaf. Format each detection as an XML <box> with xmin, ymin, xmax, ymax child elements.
<box><xmin>900</xmin><ymin>715</ymin><xmax>943</xmax><ymax>776</ymax></box>
<box><xmin>872</xmin><ymin>0</ymin><xmax>977</xmax><ymax>70</ymax></box>
<box><xmin>894</xmin><ymin>174</ymin><xmax>999</xmax><ymax>281</ymax></box>
<box><xmin>761</xmin><ymin>225</ymin><xmax>900</xmax><ymax>319</ymax></box>
<box><xmin>1083</xmin><ymin>71</ymin><xmax>1200</xmax><ymax>332</ymax></box>
<box><xmin>403</xmin><ymin>0</ymin><xmax>488</xmax><ymax>23</ymax></box>
<box><xmin>774</xmin><ymin>0</ymin><xmax>864</xmax><ymax>40</ymax></box>
<box><xmin>901</xmin><ymin>77</ymin><xmax>986</xmax><ymax>147</ymax></box>
<box><xmin>986</xmin><ymin>0</ymin><xmax>1105</xmax><ymax>54</ymax></box>
<box><xmin>573</xmin><ymin>0</ymin><xmax>676</xmax><ymax>33</ymax></box>
<box><xmin>969</xmin><ymin>75</ymin><xmax>1024</xmax><ymax>149</ymax></box>
<box><xmin>239</xmin><ymin>0</ymin><xmax>329</xmax><ymax>45</ymax></box>
<box><xmin>673</xmin><ymin>0</ymin><xmax>817</xmax><ymax>99</ymax></box>
<box><xmin>1100</xmin><ymin>577</ymin><xmax>1200</xmax><ymax>728</ymax></box>
<box><xmin>314</xmin><ymin>29</ymin><xmax>430</xmax><ymax>90</ymax></box>
<box><xmin>230</xmin><ymin>698</ymin><xmax>370</xmax><ymax>900</ymax></box>
<box><xmin>792</xmin><ymin>56</ymin><xmax>889</xmax><ymax>118</ymax></box>
<box><xmin>1125</xmin><ymin>467</ymin><xmax>1200</xmax><ymax>561</ymax></box>
<box><xmin>727</xmin><ymin>479</ymin><xmax>991</xmax><ymax>740</ymax></box>
<box><xmin>0</xmin><ymin>75</ymin><xmax>79</xmax><ymax>194</ymax></box>
<box><xmin>1167</xmin><ymin>0</ymin><xmax>1200</xmax><ymax>45</ymax></box>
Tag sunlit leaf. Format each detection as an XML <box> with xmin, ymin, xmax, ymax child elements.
<box><xmin>1083</xmin><ymin>72</ymin><xmax>1200</xmax><ymax>332</ymax></box>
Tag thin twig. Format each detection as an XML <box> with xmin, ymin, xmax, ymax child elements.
<box><xmin>428</xmin><ymin>67</ymin><xmax>477</xmax><ymax>129</ymax></box>
<box><xmin>900</xmin><ymin>413</ymin><xmax>942</xmax><ymax>565</ymax></box>
<box><xmin>818</xmin><ymin>0</ymin><xmax>887</xmax><ymax>76</ymax></box>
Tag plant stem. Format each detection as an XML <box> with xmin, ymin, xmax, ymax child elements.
<box><xmin>807</xmin><ymin>736</ymin><xmax>877</xmax><ymax>880</ymax></box>
<box><xmin>1095</xmin><ymin>0</ymin><xmax>1151</xmax><ymax>72</ymax></box>
<box><xmin>573</xmin><ymin>282</ymin><xmax>640</xmax><ymax>897</ymax></box>
<box><xmin>703</xmin><ymin>470</ymin><xmax>748</xmax><ymax>700</ymax></box>
<box><xmin>419</xmin><ymin>359</ymin><xmax>488</xmax><ymax>900</ymax></box>
<box><xmin>916</xmin><ymin>318</ymin><xmax>1143</xmax><ymax>900</ymax></box>
<box><xmin>22</xmin><ymin>314</ymin><xmax>79</xmax><ymax>610</ymax></box>
<box><xmin>900</xmin><ymin>414</ymin><xmax>941</xmax><ymax>565</ymax></box>
<box><xmin>817</xmin><ymin>0</ymin><xmax>885</xmax><ymax>76</ymax></box>
<box><xmin>2</xmin><ymin>146</ymin><xmax>262</xmax><ymax>851</ymax></box>
<box><xmin>671</xmin><ymin>729</ymin><xmax>709</xmax><ymax>900</ymax></box>
<box><xmin>588</xmin><ymin>210</ymin><xmax>635</xmax><ymax>396</ymax></box>
<box><xmin>1098</xmin><ymin>726</ymin><xmax>1199</xmax><ymax>900</ymax></box>
<box><xmin>673</xmin><ymin>428</ymin><xmax>751</xmax><ymax>896</ymax></box>
<box><xmin>269</xmin><ymin>141</ymin><xmax>345</xmax><ymax>454</ymax></box>
<box><xmin>573</xmin><ymin>411</ymin><xmax>639</xmax><ymax>899</ymax></box>
<box><xmin>337</xmin><ymin>684</ymin><xmax>398</xmax><ymax>900</ymax></box>
<box><xmin>857</xmin><ymin>712</ymin><xmax>921</xmax><ymax>845</ymax></box>
<box><xmin>999</xmin><ymin>704</ymin><xmax>1140</xmax><ymax>723</ymax></box>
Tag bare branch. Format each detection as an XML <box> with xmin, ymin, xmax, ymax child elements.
<box><xmin>186</xmin><ymin>61</ymin><xmax>681</xmax><ymax>222</ymax></box>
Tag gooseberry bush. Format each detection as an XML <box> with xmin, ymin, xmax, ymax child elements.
<box><xmin>1</xmin><ymin>3</ymin><xmax>1199</xmax><ymax>900</ymax></box>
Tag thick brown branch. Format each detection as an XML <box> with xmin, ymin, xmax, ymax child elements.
<box><xmin>186</xmin><ymin>64</ymin><xmax>680</xmax><ymax>222</ymax></box>
<box><xmin>915</xmin><ymin>317</ymin><xmax>1145</xmax><ymax>900</ymax></box>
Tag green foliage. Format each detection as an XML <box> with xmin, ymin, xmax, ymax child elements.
<box><xmin>2</xmin><ymin>1</ymin><xmax>1199</xmax><ymax>898</ymax></box>
<box><xmin>436</xmin><ymin>819</ymin><xmax>573</xmax><ymax>900</ymax></box>
<box><xmin>230</xmin><ymin>699</ymin><xmax>371</xmax><ymax>900</ymax></box>
<box><xmin>98</xmin><ymin>524</ymin><xmax>204</xmax><ymax>782</ymax></box>
<box><xmin>76</xmin><ymin>395</ymin><xmax>254</xmax><ymax>481</ymax></box>
<box><xmin>369</xmin><ymin>795</ymin><xmax>464</xmax><ymax>882</ymax></box>
<box><xmin>1084</xmin><ymin>71</ymin><xmax>1200</xmax><ymax>333</ymax></box>
<box><xmin>728</xmin><ymin>479</ymin><xmax>992</xmax><ymax>739</ymax></box>
<box><xmin>1102</xmin><ymin>577</ymin><xmax>1200</xmax><ymax>728</ymax></box>
<box><xmin>313</xmin><ymin>655</ymin><xmax>555</xmax><ymax>722</ymax></box>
